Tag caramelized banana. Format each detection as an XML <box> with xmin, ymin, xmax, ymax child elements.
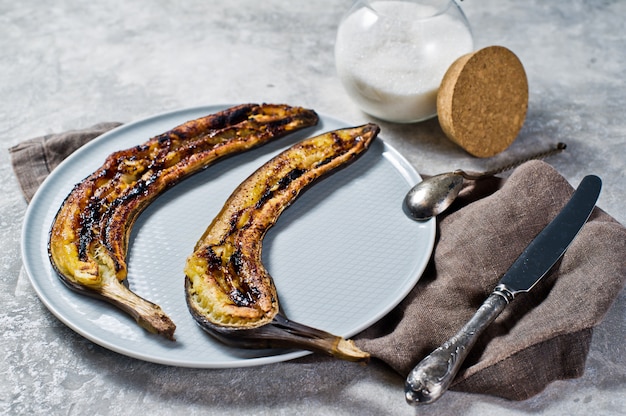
<box><xmin>48</xmin><ymin>104</ymin><xmax>319</xmax><ymax>340</ymax></box>
<box><xmin>185</xmin><ymin>124</ymin><xmax>379</xmax><ymax>362</ymax></box>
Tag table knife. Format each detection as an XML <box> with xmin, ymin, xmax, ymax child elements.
<box><xmin>405</xmin><ymin>174</ymin><xmax>602</xmax><ymax>405</ymax></box>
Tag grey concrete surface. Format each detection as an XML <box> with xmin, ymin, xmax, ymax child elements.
<box><xmin>1</xmin><ymin>1</ymin><xmax>624</xmax><ymax>415</ymax></box>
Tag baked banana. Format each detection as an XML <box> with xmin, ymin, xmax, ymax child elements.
<box><xmin>185</xmin><ymin>123</ymin><xmax>379</xmax><ymax>362</ymax></box>
<box><xmin>48</xmin><ymin>104</ymin><xmax>319</xmax><ymax>340</ymax></box>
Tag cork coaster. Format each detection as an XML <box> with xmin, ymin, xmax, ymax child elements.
<box><xmin>437</xmin><ymin>46</ymin><xmax>528</xmax><ymax>158</ymax></box>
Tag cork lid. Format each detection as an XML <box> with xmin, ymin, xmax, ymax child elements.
<box><xmin>437</xmin><ymin>46</ymin><xmax>528</xmax><ymax>158</ymax></box>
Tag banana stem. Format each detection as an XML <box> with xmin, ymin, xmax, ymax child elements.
<box><xmin>270</xmin><ymin>313</ymin><xmax>370</xmax><ymax>363</ymax></box>
<box><xmin>91</xmin><ymin>277</ymin><xmax>176</xmax><ymax>340</ymax></box>
<box><xmin>198</xmin><ymin>311</ymin><xmax>369</xmax><ymax>363</ymax></box>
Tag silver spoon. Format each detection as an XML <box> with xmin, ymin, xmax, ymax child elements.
<box><xmin>403</xmin><ymin>143</ymin><xmax>567</xmax><ymax>221</ymax></box>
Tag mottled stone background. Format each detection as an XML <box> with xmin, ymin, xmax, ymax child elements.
<box><xmin>1</xmin><ymin>1</ymin><xmax>624</xmax><ymax>415</ymax></box>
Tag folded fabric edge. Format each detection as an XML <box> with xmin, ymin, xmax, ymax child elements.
<box><xmin>450</xmin><ymin>328</ymin><xmax>592</xmax><ymax>401</ymax></box>
<box><xmin>9</xmin><ymin>136</ymin><xmax>49</xmax><ymax>202</ymax></box>
<box><xmin>9</xmin><ymin>122</ymin><xmax>122</xmax><ymax>202</ymax></box>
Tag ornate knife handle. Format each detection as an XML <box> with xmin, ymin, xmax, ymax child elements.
<box><xmin>405</xmin><ymin>291</ymin><xmax>511</xmax><ymax>405</ymax></box>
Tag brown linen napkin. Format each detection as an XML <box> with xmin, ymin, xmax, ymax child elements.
<box><xmin>356</xmin><ymin>160</ymin><xmax>626</xmax><ymax>400</ymax></box>
<box><xmin>10</xmin><ymin>124</ymin><xmax>626</xmax><ymax>401</ymax></box>
<box><xmin>9</xmin><ymin>122</ymin><xmax>122</xmax><ymax>202</ymax></box>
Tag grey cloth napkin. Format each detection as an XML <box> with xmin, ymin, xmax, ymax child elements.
<box><xmin>9</xmin><ymin>122</ymin><xmax>122</xmax><ymax>202</ymax></box>
<box><xmin>10</xmin><ymin>123</ymin><xmax>626</xmax><ymax>401</ymax></box>
<box><xmin>356</xmin><ymin>161</ymin><xmax>626</xmax><ymax>400</ymax></box>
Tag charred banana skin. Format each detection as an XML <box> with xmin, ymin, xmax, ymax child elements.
<box><xmin>185</xmin><ymin>124</ymin><xmax>379</xmax><ymax>362</ymax></box>
<box><xmin>48</xmin><ymin>104</ymin><xmax>319</xmax><ymax>340</ymax></box>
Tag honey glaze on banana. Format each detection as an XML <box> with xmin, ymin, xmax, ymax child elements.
<box><xmin>185</xmin><ymin>124</ymin><xmax>379</xmax><ymax>362</ymax></box>
<box><xmin>48</xmin><ymin>104</ymin><xmax>319</xmax><ymax>340</ymax></box>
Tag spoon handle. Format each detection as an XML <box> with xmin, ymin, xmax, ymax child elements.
<box><xmin>459</xmin><ymin>142</ymin><xmax>566</xmax><ymax>180</ymax></box>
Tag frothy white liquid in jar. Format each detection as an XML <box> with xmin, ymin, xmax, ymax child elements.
<box><xmin>335</xmin><ymin>1</ymin><xmax>473</xmax><ymax>123</ymax></box>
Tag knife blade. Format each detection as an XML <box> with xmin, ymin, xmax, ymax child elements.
<box><xmin>405</xmin><ymin>174</ymin><xmax>602</xmax><ymax>405</ymax></box>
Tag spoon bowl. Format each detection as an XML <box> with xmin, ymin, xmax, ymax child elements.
<box><xmin>403</xmin><ymin>172</ymin><xmax>464</xmax><ymax>221</ymax></box>
<box><xmin>403</xmin><ymin>143</ymin><xmax>566</xmax><ymax>221</ymax></box>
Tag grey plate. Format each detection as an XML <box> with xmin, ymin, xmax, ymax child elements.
<box><xmin>21</xmin><ymin>105</ymin><xmax>436</xmax><ymax>368</ymax></box>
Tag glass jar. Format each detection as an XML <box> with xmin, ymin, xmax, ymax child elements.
<box><xmin>335</xmin><ymin>0</ymin><xmax>473</xmax><ymax>123</ymax></box>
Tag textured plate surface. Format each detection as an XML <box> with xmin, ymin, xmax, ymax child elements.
<box><xmin>21</xmin><ymin>105</ymin><xmax>435</xmax><ymax>368</ymax></box>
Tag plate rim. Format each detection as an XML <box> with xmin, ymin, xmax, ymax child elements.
<box><xmin>21</xmin><ymin>104</ymin><xmax>436</xmax><ymax>368</ymax></box>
